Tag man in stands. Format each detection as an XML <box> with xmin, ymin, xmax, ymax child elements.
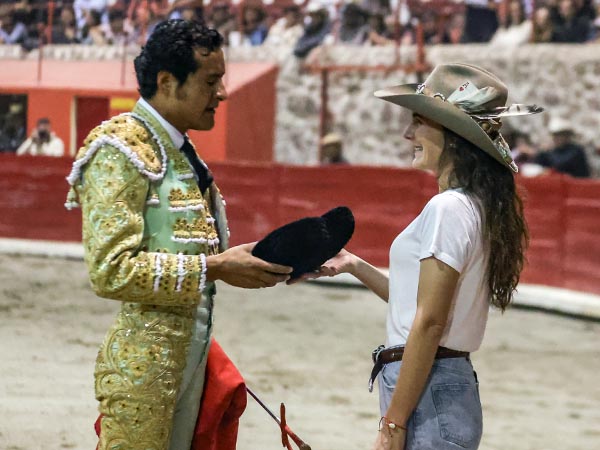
<box><xmin>533</xmin><ymin>118</ymin><xmax>591</xmax><ymax>177</ymax></box>
<box><xmin>16</xmin><ymin>118</ymin><xmax>64</xmax><ymax>157</ymax></box>
<box><xmin>294</xmin><ymin>2</ymin><xmax>333</xmax><ymax>57</ymax></box>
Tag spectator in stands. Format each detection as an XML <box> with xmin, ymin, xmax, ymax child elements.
<box><xmin>293</xmin><ymin>2</ymin><xmax>332</xmax><ymax>58</ymax></box>
<box><xmin>361</xmin><ymin>0</ymin><xmax>392</xmax><ymax>17</ymax></box>
<box><xmin>335</xmin><ymin>3</ymin><xmax>370</xmax><ymax>44</ymax></box>
<box><xmin>445</xmin><ymin>12</ymin><xmax>466</xmax><ymax>43</ymax></box>
<box><xmin>166</xmin><ymin>0</ymin><xmax>204</xmax><ymax>21</ymax></box>
<box><xmin>509</xmin><ymin>131</ymin><xmax>535</xmax><ymax>164</ymax></box>
<box><xmin>16</xmin><ymin>118</ymin><xmax>65</xmax><ymax>157</ymax></box>
<box><xmin>382</xmin><ymin>14</ymin><xmax>416</xmax><ymax>45</ymax></box>
<box><xmin>264</xmin><ymin>5</ymin><xmax>304</xmax><ymax>47</ymax></box>
<box><xmin>74</xmin><ymin>0</ymin><xmax>109</xmax><ymax>31</ymax></box>
<box><xmin>80</xmin><ymin>9</ymin><xmax>109</xmax><ymax>45</ymax></box>
<box><xmin>0</xmin><ymin>4</ymin><xmax>28</xmax><ymax>45</ymax></box>
<box><xmin>129</xmin><ymin>1</ymin><xmax>161</xmax><ymax>45</ymax></box>
<box><xmin>0</xmin><ymin>103</ymin><xmax>26</xmax><ymax>153</ymax></box>
<box><xmin>206</xmin><ymin>2</ymin><xmax>237</xmax><ymax>46</ymax></box>
<box><xmin>241</xmin><ymin>4</ymin><xmax>268</xmax><ymax>46</ymax></box>
<box><xmin>490</xmin><ymin>0</ymin><xmax>532</xmax><ymax>46</ymax></box>
<box><xmin>462</xmin><ymin>0</ymin><xmax>499</xmax><ymax>42</ymax></box>
<box><xmin>532</xmin><ymin>6</ymin><xmax>554</xmax><ymax>42</ymax></box>
<box><xmin>320</xmin><ymin>133</ymin><xmax>349</xmax><ymax>164</ymax></box>
<box><xmin>593</xmin><ymin>2</ymin><xmax>600</xmax><ymax>40</ymax></box>
<box><xmin>421</xmin><ymin>10</ymin><xmax>445</xmax><ymax>44</ymax></box>
<box><xmin>178</xmin><ymin>6</ymin><xmax>201</xmax><ymax>22</ymax></box>
<box><xmin>105</xmin><ymin>8</ymin><xmax>127</xmax><ymax>45</ymax></box>
<box><xmin>551</xmin><ymin>0</ymin><xmax>591</xmax><ymax>41</ymax></box>
<box><xmin>52</xmin><ymin>5</ymin><xmax>80</xmax><ymax>44</ymax></box>
<box><xmin>574</xmin><ymin>0</ymin><xmax>597</xmax><ymax>22</ymax></box>
<box><xmin>507</xmin><ymin>130</ymin><xmax>548</xmax><ymax>175</ymax></box>
<box><xmin>532</xmin><ymin>118</ymin><xmax>590</xmax><ymax>177</ymax></box>
<box><xmin>367</xmin><ymin>13</ymin><xmax>395</xmax><ymax>46</ymax></box>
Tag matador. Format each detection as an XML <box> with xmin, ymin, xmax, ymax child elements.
<box><xmin>65</xmin><ymin>20</ymin><xmax>291</xmax><ymax>450</ymax></box>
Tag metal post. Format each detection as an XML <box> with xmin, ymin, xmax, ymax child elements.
<box><xmin>415</xmin><ymin>19</ymin><xmax>426</xmax><ymax>83</ymax></box>
<box><xmin>47</xmin><ymin>1</ymin><xmax>55</xmax><ymax>45</ymax></box>
<box><xmin>120</xmin><ymin>38</ymin><xmax>128</xmax><ymax>87</ymax></box>
<box><xmin>318</xmin><ymin>68</ymin><xmax>329</xmax><ymax>163</ymax></box>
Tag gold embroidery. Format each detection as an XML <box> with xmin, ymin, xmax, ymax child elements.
<box><xmin>78</xmin><ymin>114</ymin><xmax>162</xmax><ymax>175</ymax></box>
<box><xmin>77</xmin><ymin>145</ymin><xmax>216</xmax><ymax>450</ymax></box>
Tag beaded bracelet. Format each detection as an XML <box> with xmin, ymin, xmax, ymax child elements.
<box><xmin>379</xmin><ymin>416</ymin><xmax>406</xmax><ymax>435</ymax></box>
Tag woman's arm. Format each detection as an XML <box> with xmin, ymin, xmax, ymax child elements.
<box><xmin>349</xmin><ymin>255</ymin><xmax>389</xmax><ymax>302</ymax></box>
<box><xmin>290</xmin><ymin>249</ymin><xmax>389</xmax><ymax>302</ymax></box>
<box><xmin>384</xmin><ymin>256</ymin><xmax>459</xmax><ymax>427</ymax></box>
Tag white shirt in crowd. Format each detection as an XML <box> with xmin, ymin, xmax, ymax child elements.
<box><xmin>264</xmin><ymin>19</ymin><xmax>304</xmax><ymax>47</ymax></box>
<box><xmin>489</xmin><ymin>20</ymin><xmax>533</xmax><ymax>47</ymax></box>
<box><xmin>387</xmin><ymin>189</ymin><xmax>490</xmax><ymax>353</ymax></box>
<box><xmin>16</xmin><ymin>133</ymin><xmax>65</xmax><ymax>157</ymax></box>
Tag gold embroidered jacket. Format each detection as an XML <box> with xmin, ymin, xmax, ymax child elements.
<box><xmin>66</xmin><ymin>102</ymin><xmax>228</xmax><ymax>450</ymax></box>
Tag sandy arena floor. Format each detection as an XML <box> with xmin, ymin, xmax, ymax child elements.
<box><xmin>1</xmin><ymin>254</ymin><xmax>599</xmax><ymax>450</ymax></box>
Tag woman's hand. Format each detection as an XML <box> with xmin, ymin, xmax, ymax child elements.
<box><xmin>372</xmin><ymin>427</ymin><xmax>406</xmax><ymax>450</ymax></box>
<box><xmin>286</xmin><ymin>249</ymin><xmax>357</xmax><ymax>285</ymax></box>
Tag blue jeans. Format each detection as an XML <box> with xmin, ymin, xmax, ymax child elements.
<box><xmin>378</xmin><ymin>357</ymin><xmax>483</xmax><ymax>450</ymax></box>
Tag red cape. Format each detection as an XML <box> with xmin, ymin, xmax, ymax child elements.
<box><xmin>95</xmin><ymin>339</ymin><xmax>247</xmax><ymax>450</ymax></box>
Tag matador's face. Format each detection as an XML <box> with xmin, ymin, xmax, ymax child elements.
<box><xmin>173</xmin><ymin>48</ymin><xmax>228</xmax><ymax>132</ymax></box>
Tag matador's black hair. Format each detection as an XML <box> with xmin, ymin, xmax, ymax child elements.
<box><xmin>134</xmin><ymin>19</ymin><xmax>223</xmax><ymax>99</ymax></box>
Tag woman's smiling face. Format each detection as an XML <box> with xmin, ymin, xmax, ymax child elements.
<box><xmin>403</xmin><ymin>113</ymin><xmax>445</xmax><ymax>174</ymax></box>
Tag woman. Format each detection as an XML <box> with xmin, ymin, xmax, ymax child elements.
<box><xmin>489</xmin><ymin>0</ymin><xmax>533</xmax><ymax>46</ymax></box>
<box><xmin>532</xmin><ymin>6</ymin><xmax>554</xmax><ymax>42</ymax></box>
<box><xmin>298</xmin><ymin>64</ymin><xmax>542</xmax><ymax>449</ymax></box>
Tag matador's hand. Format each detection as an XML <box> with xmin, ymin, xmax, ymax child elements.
<box><xmin>207</xmin><ymin>243</ymin><xmax>292</xmax><ymax>289</ymax></box>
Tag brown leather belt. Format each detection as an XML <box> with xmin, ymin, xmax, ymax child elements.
<box><xmin>368</xmin><ymin>345</ymin><xmax>470</xmax><ymax>392</ymax></box>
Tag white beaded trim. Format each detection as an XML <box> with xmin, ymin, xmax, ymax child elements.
<box><xmin>128</xmin><ymin>112</ymin><xmax>169</xmax><ymax>179</ymax></box>
<box><xmin>146</xmin><ymin>198</ymin><xmax>160</xmax><ymax>206</ymax></box>
<box><xmin>153</xmin><ymin>254</ymin><xmax>167</xmax><ymax>292</ymax></box>
<box><xmin>176</xmin><ymin>253</ymin><xmax>186</xmax><ymax>292</ymax></box>
<box><xmin>171</xmin><ymin>237</ymin><xmax>220</xmax><ymax>245</ymax></box>
<box><xmin>177</xmin><ymin>173</ymin><xmax>195</xmax><ymax>180</ymax></box>
<box><xmin>66</xmin><ymin>135</ymin><xmax>167</xmax><ymax>186</ymax></box>
<box><xmin>199</xmin><ymin>253</ymin><xmax>207</xmax><ymax>292</ymax></box>
<box><xmin>168</xmin><ymin>204</ymin><xmax>205</xmax><ymax>212</ymax></box>
<box><xmin>64</xmin><ymin>201</ymin><xmax>80</xmax><ymax>210</ymax></box>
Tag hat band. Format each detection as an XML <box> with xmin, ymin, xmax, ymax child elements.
<box><xmin>414</xmin><ymin>82</ymin><xmax>544</xmax><ymax>173</ymax></box>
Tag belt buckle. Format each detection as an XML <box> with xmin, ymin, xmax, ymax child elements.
<box><xmin>372</xmin><ymin>344</ymin><xmax>385</xmax><ymax>363</ymax></box>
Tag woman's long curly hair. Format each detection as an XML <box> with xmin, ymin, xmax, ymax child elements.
<box><xmin>439</xmin><ymin>129</ymin><xmax>529</xmax><ymax>311</ymax></box>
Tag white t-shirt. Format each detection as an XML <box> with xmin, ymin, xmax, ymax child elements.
<box><xmin>386</xmin><ymin>189</ymin><xmax>490</xmax><ymax>352</ymax></box>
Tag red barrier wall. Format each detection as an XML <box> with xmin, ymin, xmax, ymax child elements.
<box><xmin>1</xmin><ymin>155</ymin><xmax>599</xmax><ymax>295</ymax></box>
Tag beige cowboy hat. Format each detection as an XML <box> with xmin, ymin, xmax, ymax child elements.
<box><xmin>320</xmin><ymin>132</ymin><xmax>342</xmax><ymax>147</ymax></box>
<box><xmin>374</xmin><ymin>63</ymin><xmax>543</xmax><ymax>173</ymax></box>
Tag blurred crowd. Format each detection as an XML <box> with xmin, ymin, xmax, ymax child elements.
<box><xmin>0</xmin><ymin>0</ymin><xmax>598</xmax><ymax>53</ymax></box>
<box><xmin>0</xmin><ymin>0</ymin><xmax>598</xmax><ymax>177</ymax></box>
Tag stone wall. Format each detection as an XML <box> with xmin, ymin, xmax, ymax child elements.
<box><xmin>2</xmin><ymin>43</ymin><xmax>598</xmax><ymax>172</ymax></box>
<box><xmin>227</xmin><ymin>44</ymin><xmax>600</xmax><ymax>173</ymax></box>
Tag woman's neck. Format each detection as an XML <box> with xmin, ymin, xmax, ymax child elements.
<box><xmin>437</xmin><ymin>165</ymin><xmax>453</xmax><ymax>192</ymax></box>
